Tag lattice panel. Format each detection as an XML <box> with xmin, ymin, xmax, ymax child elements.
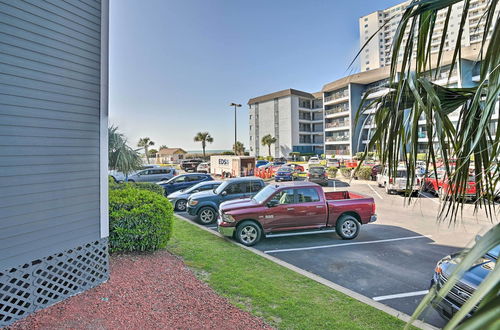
<box><xmin>0</xmin><ymin>239</ymin><xmax>109</xmax><ymax>327</ymax></box>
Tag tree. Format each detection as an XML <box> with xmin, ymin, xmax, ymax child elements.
<box><xmin>137</xmin><ymin>137</ymin><xmax>155</xmax><ymax>164</ymax></box>
<box><xmin>261</xmin><ymin>134</ymin><xmax>277</xmax><ymax>157</ymax></box>
<box><xmin>158</xmin><ymin>145</ymin><xmax>168</xmax><ymax>150</ymax></box>
<box><xmin>108</xmin><ymin>126</ymin><xmax>142</xmax><ymax>178</ymax></box>
<box><xmin>233</xmin><ymin>141</ymin><xmax>245</xmax><ymax>155</ymax></box>
<box><xmin>148</xmin><ymin>148</ymin><xmax>158</xmax><ymax>158</ymax></box>
<box><xmin>355</xmin><ymin>1</ymin><xmax>500</xmax><ymax>328</ymax></box>
<box><xmin>193</xmin><ymin>132</ymin><xmax>213</xmax><ymax>158</ymax></box>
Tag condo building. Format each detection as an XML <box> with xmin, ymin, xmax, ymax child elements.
<box><xmin>359</xmin><ymin>0</ymin><xmax>497</xmax><ymax>72</ymax></box>
<box><xmin>248</xmin><ymin>89</ymin><xmax>324</xmax><ymax>158</ymax></box>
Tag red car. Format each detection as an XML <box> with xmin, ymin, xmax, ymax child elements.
<box><xmin>285</xmin><ymin>163</ymin><xmax>305</xmax><ymax>172</ymax></box>
<box><xmin>424</xmin><ymin>171</ymin><xmax>477</xmax><ymax>199</ymax></box>
<box><xmin>217</xmin><ymin>182</ymin><xmax>376</xmax><ymax>246</ymax></box>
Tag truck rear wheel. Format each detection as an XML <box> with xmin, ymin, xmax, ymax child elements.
<box><xmin>236</xmin><ymin>221</ymin><xmax>262</xmax><ymax>246</ymax></box>
<box><xmin>336</xmin><ymin>215</ymin><xmax>360</xmax><ymax>240</ymax></box>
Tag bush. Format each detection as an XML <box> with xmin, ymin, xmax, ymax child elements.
<box><xmin>110</xmin><ymin>181</ymin><xmax>165</xmax><ymax>196</ymax></box>
<box><xmin>265</xmin><ymin>156</ymin><xmax>273</xmax><ymax>161</ymax></box>
<box><xmin>340</xmin><ymin>167</ymin><xmax>353</xmax><ymax>178</ymax></box>
<box><xmin>327</xmin><ymin>167</ymin><xmax>338</xmax><ymax>178</ymax></box>
<box><xmin>109</xmin><ymin>186</ymin><xmax>174</xmax><ymax>253</ymax></box>
<box><xmin>355</xmin><ymin>166</ymin><xmax>373</xmax><ymax>180</ymax></box>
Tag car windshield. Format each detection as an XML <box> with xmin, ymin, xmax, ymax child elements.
<box><xmin>278</xmin><ymin>167</ymin><xmax>293</xmax><ymax>173</ymax></box>
<box><xmin>310</xmin><ymin>167</ymin><xmax>325</xmax><ymax>174</ymax></box>
<box><xmin>214</xmin><ymin>181</ymin><xmax>230</xmax><ymax>194</ymax></box>
<box><xmin>185</xmin><ymin>182</ymin><xmax>210</xmax><ymax>193</ymax></box>
<box><xmin>252</xmin><ymin>185</ymin><xmax>276</xmax><ymax>204</ymax></box>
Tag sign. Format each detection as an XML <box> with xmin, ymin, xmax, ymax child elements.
<box><xmin>219</xmin><ymin>159</ymin><xmax>230</xmax><ymax>165</ymax></box>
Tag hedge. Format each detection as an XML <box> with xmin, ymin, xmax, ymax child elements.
<box><xmin>327</xmin><ymin>167</ymin><xmax>338</xmax><ymax>178</ymax></box>
<box><xmin>109</xmin><ymin>179</ymin><xmax>165</xmax><ymax>196</ymax></box>
<box><xmin>109</xmin><ymin>186</ymin><xmax>174</xmax><ymax>252</ymax></box>
<box><xmin>340</xmin><ymin>167</ymin><xmax>353</xmax><ymax>179</ymax></box>
<box><xmin>355</xmin><ymin>166</ymin><xmax>373</xmax><ymax>180</ymax></box>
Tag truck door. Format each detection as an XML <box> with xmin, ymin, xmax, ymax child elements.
<box><xmin>261</xmin><ymin>188</ymin><xmax>298</xmax><ymax>230</ymax></box>
<box><xmin>292</xmin><ymin>187</ymin><xmax>327</xmax><ymax>228</ymax></box>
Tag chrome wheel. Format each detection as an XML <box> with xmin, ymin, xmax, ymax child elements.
<box><xmin>341</xmin><ymin>220</ymin><xmax>357</xmax><ymax>238</ymax></box>
<box><xmin>239</xmin><ymin>225</ymin><xmax>258</xmax><ymax>244</ymax></box>
<box><xmin>198</xmin><ymin>208</ymin><xmax>215</xmax><ymax>224</ymax></box>
<box><xmin>175</xmin><ymin>200</ymin><xmax>187</xmax><ymax>211</ymax></box>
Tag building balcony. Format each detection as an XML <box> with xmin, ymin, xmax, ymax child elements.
<box><xmin>325</xmin><ymin>149</ymin><xmax>351</xmax><ymax>156</ymax></box>
<box><xmin>325</xmin><ymin>135</ymin><xmax>349</xmax><ymax>142</ymax></box>
<box><xmin>324</xmin><ymin>93</ymin><xmax>349</xmax><ymax>104</ymax></box>
<box><xmin>325</xmin><ymin>121</ymin><xmax>350</xmax><ymax>130</ymax></box>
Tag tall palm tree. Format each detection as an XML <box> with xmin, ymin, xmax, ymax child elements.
<box><xmin>159</xmin><ymin>145</ymin><xmax>168</xmax><ymax>150</ymax></box>
<box><xmin>355</xmin><ymin>1</ymin><xmax>500</xmax><ymax>328</ymax></box>
<box><xmin>108</xmin><ymin>126</ymin><xmax>142</xmax><ymax>178</ymax></box>
<box><xmin>137</xmin><ymin>137</ymin><xmax>155</xmax><ymax>164</ymax></box>
<box><xmin>261</xmin><ymin>134</ymin><xmax>277</xmax><ymax>157</ymax></box>
<box><xmin>233</xmin><ymin>141</ymin><xmax>245</xmax><ymax>155</ymax></box>
<box><xmin>194</xmin><ymin>132</ymin><xmax>213</xmax><ymax>158</ymax></box>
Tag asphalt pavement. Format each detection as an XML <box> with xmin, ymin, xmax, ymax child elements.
<box><xmin>177</xmin><ymin>177</ymin><xmax>494</xmax><ymax>328</ymax></box>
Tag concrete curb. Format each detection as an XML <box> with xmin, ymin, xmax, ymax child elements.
<box><xmin>176</xmin><ymin>215</ymin><xmax>436</xmax><ymax>330</ymax></box>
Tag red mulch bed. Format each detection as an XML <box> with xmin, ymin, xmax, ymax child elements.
<box><xmin>10</xmin><ymin>251</ymin><xmax>271</xmax><ymax>329</ymax></box>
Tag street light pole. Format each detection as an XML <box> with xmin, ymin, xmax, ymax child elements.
<box><xmin>230</xmin><ymin>102</ymin><xmax>241</xmax><ymax>154</ymax></box>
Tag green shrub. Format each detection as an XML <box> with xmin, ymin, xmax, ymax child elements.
<box><xmin>265</xmin><ymin>156</ymin><xmax>273</xmax><ymax>161</ymax></box>
<box><xmin>355</xmin><ymin>166</ymin><xmax>373</xmax><ymax>180</ymax></box>
<box><xmin>340</xmin><ymin>168</ymin><xmax>353</xmax><ymax>178</ymax></box>
<box><xmin>109</xmin><ymin>186</ymin><xmax>174</xmax><ymax>252</ymax></box>
<box><xmin>327</xmin><ymin>167</ymin><xmax>338</xmax><ymax>178</ymax></box>
<box><xmin>110</xmin><ymin>181</ymin><xmax>165</xmax><ymax>196</ymax></box>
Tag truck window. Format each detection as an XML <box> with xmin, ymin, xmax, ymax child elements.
<box><xmin>296</xmin><ymin>188</ymin><xmax>320</xmax><ymax>203</ymax></box>
<box><xmin>226</xmin><ymin>182</ymin><xmax>247</xmax><ymax>195</ymax></box>
<box><xmin>270</xmin><ymin>189</ymin><xmax>295</xmax><ymax>205</ymax></box>
<box><xmin>250</xmin><ymin>181</ymin><xmax>263</xmax><ymax>192</ymax></box>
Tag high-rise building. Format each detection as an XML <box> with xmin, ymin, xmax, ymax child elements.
<box><xmin>248</xmin><ymin>89</ymin><xmax>324</xmax><ymax>158</ymax></box>
<box><xmin>359</xmin><ymin>0</ymin><xmax>496</xmax><ymax>72</ymax></box>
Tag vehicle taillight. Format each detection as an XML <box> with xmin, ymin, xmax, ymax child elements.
<box><xmin>389</xmin><ymin>178</ymin><xmax>393</xmax><ymax>184</ymax></box>
<box><xmin>372</xmin><ymin>203</ymin><xmax>376</xmax><ymax>214</ymax></box>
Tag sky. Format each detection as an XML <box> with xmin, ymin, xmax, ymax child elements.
<box><xmin>109</xmin><ymin>0</ymin><xmax>403</xmax><ymax>151</ymax></box>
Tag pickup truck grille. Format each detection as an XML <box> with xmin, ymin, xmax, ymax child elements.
<box><xmin>437</xmin><ymin>273</ymin><xmax>476</xmax><ymax>311</ymax></box>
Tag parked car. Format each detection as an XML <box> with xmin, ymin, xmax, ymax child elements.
<box><xmin>430</xmin><ymin>244</ymin><xmax>499</xmax><ymax>320</ymax></box>
<box><xmin>327</xmin><ymin>158</ymin><xmax>340</xmax><ymax>168</ymax></box>
<box><xmin>126</xmin><ymin>167</ymin><xmax>176</xmax><ymax>182</ymax></box>
<box><xmin>256</xmin><ymin>160</ymin><xmax>269</xmax><ymax>167</ymax></box>
<box><xmin>217</xmin><ymin>181</ymin><xmax>377</xmax><ymax>246</ymax></box>
<box><xmin>285</xmin><ymin>163</ymin><xmax>305</xmax><ymax>172</ymax></box>
<box><xmin>109</xmin><ymin>164</ymin><xmax>161</xmax><ymax>182</ymax></box>
<box><xmin>196</xmin><ymin>162</ymin><xmax>210</xmax><ymax>173</ymax></box>
<box><xmin>181</xmin><ymin>159</ymin><xmax>204</xmax><ymax>172</ymax></box>
<box><xmin>376</xmin><ymin>167</ymin><xmax>421</xmax><ymax>194</ymax></box>
<box><xmin>371</xmin><ymin>165</ymin><xmax>383</xmax><ymax>181</ymax></box>
<box><xmin>187</xmin><ymin>177</ymin><xmax>265</xmax><ymax>224</ymax></box>
<box><xmin>307</xmin><ymin>166</ymin><xmax>328</xmax><ymax>186</ymax></box>
<box><xmin>424</xmin><ymin>170</ymin><xmax>477</xmax><ymax>199</ymax></box>
<box><xmin>167</xmin><ymin>180</ymin><xmax>221</xmax><ymax>212</ymax></box>
<box><xmin>275</xmin><ymin>166</ymin><xmax>297</xmax><ymax>181</ymax></box>
<box><xmin>157</xmin><ymin>173</ymin><xmax>213</xmax><ymax>195</ymax></box>
<box><xmin>308</xmin><ymin>157</ymin><xmax>320</xmax><ymax>165</ymax></box>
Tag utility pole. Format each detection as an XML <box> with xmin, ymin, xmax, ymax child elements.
<box><xmin>230</xmin><ymin>102</ymin><xmax>241</xmax><ymax>153</ymax></box>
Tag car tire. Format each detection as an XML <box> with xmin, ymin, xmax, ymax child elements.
<box><xmin>336</xmin><ymin>215</ymin><xmax>360</xmax><ymax>240</ymax></box>
<box><xmin>197</xmin><ymin>206</ymin><xmax>217</xmax><ymax>225</ymax></box>
<box><xmin>127</xmin><ymin>179</ymin><xmax>135</xmax><ymax>183</ymax></box>
<box><xmin>175</xmin><ymin>199</ymin><xmax>187</xmax><ymax>212</ymax></box>
<box><xmin>235</xmin><ymin>221</ymin><xmax>262</xmax><ymax>246</ymax></box>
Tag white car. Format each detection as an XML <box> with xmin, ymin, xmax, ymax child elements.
<box><xmin>308</xmin><ymin>157</ymin><xmax>320</xmax><ymax>165</ymax></box>
<box><xmin>377</xmin><ymin>167</ymin><xmax>421</xmax><ymax>194</ymax></box>
<box><xmin>196</xmin><ymin>162</ymin><xmax>210</xmax><ymax>173</ymax></box>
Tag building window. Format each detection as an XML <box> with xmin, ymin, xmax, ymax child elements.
<box><xmin>249</xmin><ymin>115</ymin><xmax>252</xmax><ymax>119</ymax></box>
<box><xmin>364</xmin><ymin>24</ymin><xmax>368</xmax><ymax>28</ymax></box>
<box><xmin>366</xmin><ymin>61</ymin><xmax>370</xmax><ymax>64</ymax></box>
<box><xmin>249</xmin><ymin>125</ymin><xmax>252</xmax><ymax>130</ymax></box>
<box><xmin>364</xmin><ymin>17</ymin><xmax>368</xmax><ymax>21</ymax></box>
<box><xmin>366</xmin><ymin>67</ymin><xmax>370</xmax><ymax>70</ymax></box>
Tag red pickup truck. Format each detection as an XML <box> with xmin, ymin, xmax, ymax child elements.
<box><xmin>424</xmin><ymin>171</ymin><xmax>477</xmax><ymax>199</ymax></box>
<box><xmin>217</xmin><ymin>181</ymin><xmax>377</xmax><ymax>246</ymax></box>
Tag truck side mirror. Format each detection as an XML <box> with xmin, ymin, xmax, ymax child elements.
<box><xmin>266</xmin><ymin>200</ymin><xmax>278</xmax><ymax>208</ymax></box>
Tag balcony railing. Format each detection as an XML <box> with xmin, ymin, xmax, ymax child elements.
<box><xmin>324</xmin><ymin>90</ymin><xmax>349</xmax><ymax>103</ymax></box>
<box><xmin>325</xmin><ymin>105</ymin><xmax>349</xmax><ymax>116</ymax></box>
<box><xmin>326</xmin><ymin>149</ymin><xmax>351</xmax><ymax>155</ymax></box>
<box><xmin>325</xmin><ymin>135</ymin><xmax>349</xmax><ymax>142</ymax></box>
<box><xmin>325</xmin><ymin>120</ymin><xmax>350</xmax><ymax>129</ymax></box>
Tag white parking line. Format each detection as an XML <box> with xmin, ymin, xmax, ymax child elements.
<box><xmin>264</xmin><ymin>235</ymin><xmax>432</xmax><ymax>254</ymax></box>
<box><xmin>373</xmin><ymin>290</ymin><xmax>429</xmax><ymax>301</ymax></box>
<box><xmin>418</xmin><ymin>192</ymin><xmax>440</xmax><ymax>205</ymax></box>
<box><xmin>367</xmin><ymin>184</ymin><xmax>384</xmax><ymax>200</ymax></box>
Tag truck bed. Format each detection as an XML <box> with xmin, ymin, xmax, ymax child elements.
<box><xmin>324</xmin><ymin>191</ymin><xmax>367</xmax><ymax>201</ymax></box>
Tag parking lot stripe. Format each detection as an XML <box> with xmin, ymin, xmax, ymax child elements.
<box><xmin>367</xmin><ymin>184</ymin><xmax>384</xmax><ymax>200</ymax></box>
<box><xmin>372</xmin><ymin>290</ymin><xmax>429</xmax><ymax>302</ymax></box>
<box><xmin>264</xmin><ymin>235</ymin><xmax>432</xmax><ymax>254</ymax></box>
<box><xmin>418</xmin><ymin>192</ymin><xmax>440</xmax><ymax>205</ymax></box>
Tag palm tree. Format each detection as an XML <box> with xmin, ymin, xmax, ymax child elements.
<box><xmin>158</xmin><ymin>145</ymin><xmax>168</xmax><ymax>150</ymax></box>
<box><xmin>137</xmin><ymin>137</ymin><xmax>155</xmax><ymax>164</ymax></box>
<box><xmin>233</xmin><ymin>141</ymin><xmax>245</xmax><ymax>155</ymax></box>
<box><xmin>193</xmin><ymin>132</ymin><xmax>213</xmax><ymax>158</ymax></box>
<box><xmin>108</xmin><ymin>126</ymin><xmax>142</xmax><ymax>179</ymax></box>
<box><xmin>261</xmin><ymin>134</ymin><xmax>277</xmax><ymax>157</ymax></box>
<box><xmin>355</xmin><ymin>1</ymin><xmax>499</xmax><ymax>328</ymax></box>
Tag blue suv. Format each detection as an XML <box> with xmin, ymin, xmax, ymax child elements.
<box><xmin>186</xmin><ymin>177</ymin><xmax>265</xmax><ymax>224</ymax></box>
<box><xmin>157</xmin><ymin>173</ymin><xmax>213</xmax><ymax>195</ymax></box>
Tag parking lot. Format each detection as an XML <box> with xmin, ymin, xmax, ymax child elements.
<box><xmin>177</xmin><ymin>177</ymin><xmax>495</xmax><ymax>328</ymax></box>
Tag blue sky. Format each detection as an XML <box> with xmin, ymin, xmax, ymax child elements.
<box><xmin>109</xmin><ymin>0</ymin><xmax>402</xmax><ymax>151</ymax></box>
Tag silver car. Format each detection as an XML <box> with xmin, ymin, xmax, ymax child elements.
<box><xmin>168</xmin><ymin>181</ymin><xmax>221</xmax><ymax>211</ymax></box>
<box><xmin>126</xmin><ymin>167</ymin><xmax>176</xmax><ymax>182</ymax></box>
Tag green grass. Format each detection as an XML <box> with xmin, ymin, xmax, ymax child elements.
<box><xmin>168</xmin><ymin>217</ymin><xmax>407</xmax><ymax>329</ymax></box>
